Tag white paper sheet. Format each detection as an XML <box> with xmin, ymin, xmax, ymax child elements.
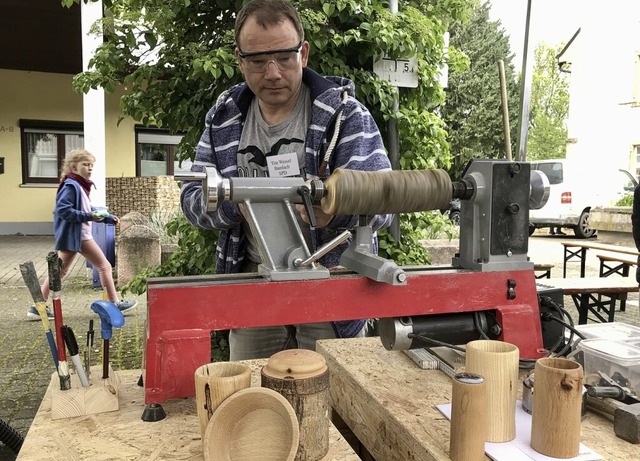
<box><xmin>437</xmin><ymin>401</ymin><xmax>602</xmax><ymax>461</ymax></box>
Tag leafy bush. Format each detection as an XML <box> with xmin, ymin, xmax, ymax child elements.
<box><xmin>68</xmin><ymin>0</ymin><xmax>469</xmax><ymax>290</ymax></box>
<box><xmin>616</xmin><ymin>194</ymin><xmax>634</xmax><ymax>206</ymax></box>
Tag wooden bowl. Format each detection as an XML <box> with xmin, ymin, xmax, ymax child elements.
<box><xmin>203</xmin><ymin>387</ymin><xmax>299</xmax><ymax>461</ymax></box>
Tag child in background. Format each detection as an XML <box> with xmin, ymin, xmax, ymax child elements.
<box><xmin>27</xmin><ymin>149</ymin><xmax>137</xmax><ymax>320</ymax></box>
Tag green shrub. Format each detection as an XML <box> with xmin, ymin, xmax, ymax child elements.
<box><xmin>616</xmin><ymin>194</ymin><xmax>634</xmax><ymax>207</ymax></box>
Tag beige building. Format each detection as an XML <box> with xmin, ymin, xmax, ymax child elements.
<box><xmin>0</xmin><ymin>1</ymin><xmax>184</xmax><ymax>235</ymax></box>
<box><xmin>557</xmin><ymin>4</ymin><xmax>640</xmax><ymax>190</ymax></box>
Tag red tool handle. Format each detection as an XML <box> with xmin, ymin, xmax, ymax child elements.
<box><xmin>47</xmin><ymin>252</ymin><xmax>66</xmax><ymax>362</ymax></box>
<box><xmin>52</xmin><ymin>298</ymin><xmax>65</xmax><ymax>362</ymax></box>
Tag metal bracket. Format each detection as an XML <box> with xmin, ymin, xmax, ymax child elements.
<box><xmin>340</xmin><ymin>225</ymin><xmax>407</xmax><ymax>286</ymax></box>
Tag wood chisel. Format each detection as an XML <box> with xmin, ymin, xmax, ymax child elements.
<box><xmin>85</xmin><ymin>319</ymin><xmax>94</xmax><ymax>381</ymax></box>
<box><xmin>62</xmin><ymin>325</ymin><xmax>90</xmax><ymax>387</ymax></box>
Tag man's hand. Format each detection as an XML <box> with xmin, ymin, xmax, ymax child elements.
<box><xmin>295</xmin><ymin>204</ymin><xmax>334</xmax><ymax>228</ymax></box>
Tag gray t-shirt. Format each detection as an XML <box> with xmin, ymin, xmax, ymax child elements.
<box><xmin>237</xmin><ymin>85</ymin><xmax>312</xmax><ymax>263</ymax></box>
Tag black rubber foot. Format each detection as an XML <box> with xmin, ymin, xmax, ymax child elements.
<box><xmin>141</xmin><ymin>404</ymin><xmax>166</xmax><ymax>422</ymax></box>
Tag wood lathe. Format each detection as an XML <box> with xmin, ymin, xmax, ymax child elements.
<box><xmin>141</xmin><ymin>159</ymin><xmax>554</xmax><ymax>421</ymax></box>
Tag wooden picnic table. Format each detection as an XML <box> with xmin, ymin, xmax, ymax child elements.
<box><xmin>560</xmin><ymin>240</ymin><xmax>640</xmax><ymax>278</ymax></box>
<box><xmin>540</xmin><ymin>276</ymin><xmax>639</xmax><ymax>324</ymax></box>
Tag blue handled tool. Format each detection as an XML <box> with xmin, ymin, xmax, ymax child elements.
<box><xmin>90</xmin><ymin>300</ymin><xmax>125</xmax><ymax>379</ymax></box>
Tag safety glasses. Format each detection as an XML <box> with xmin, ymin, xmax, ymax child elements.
<box><xmin>238</xmin><ymin>42</ymin><xmax>302</xmax><ymax>73</ymax></box>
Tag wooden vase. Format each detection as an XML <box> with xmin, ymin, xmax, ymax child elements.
<box><xmin>464</xmin><ymin>339</ymin><xmax>519</xmax><ymax>442</ymax></box>
<box><xmin>449</xmin><ymin>373</ymin><xmax>487</xmax><ymax>461</ymax></box>
<box><xmin>530</xmin><ymin>357</ymin><xmax>584</xmax><ymax>458</ymax></box>
<box><xmin>194</xmin><ymin>362</ymin><xmax>252</xmax><ymax>442</ymax></box>
<box><xmin>261</xmin><ymin>349</ymin><xmax>330</xmax><ymax>461</ymax></box>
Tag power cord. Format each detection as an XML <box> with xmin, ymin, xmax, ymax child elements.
<box><xmin>407</xmin><ymin>333</ymin><xmax>466</xmax><ymax>353</ymax></box>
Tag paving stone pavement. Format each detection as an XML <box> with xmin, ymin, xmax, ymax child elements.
<box><xmin>0</xmin><ymin>235</ymin><xmax>146</xmax><ymax>461</ymax></box>
<box><xmin>0</xmin><ymin>232</ymin><xmax>638</xmax><ymax>460</ymax></box>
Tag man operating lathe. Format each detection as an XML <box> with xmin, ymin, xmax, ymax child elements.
<box><xmin>180</xmin><ymin>0</ymin><xmax>393</xmax><ymax>360</ymax></box>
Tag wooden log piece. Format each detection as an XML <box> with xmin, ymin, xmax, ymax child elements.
<box><xmin>530</xmin><ymin>357</ymin><xmax>584</xmax><ymax>458</ymax></box>
<box><xmin>262</xmin><ymin>350</ymin><xmax>330</xmax><ymax>461</ymax></box>
<box><xmin>449</xmin><ymin>373</ymin><xmax>487</xmax><ymax>461</ymax></box>
<box><xmin>322</xmin><ymin>168</ymin><xmax>452</xmax><ymax>216</ymax></box>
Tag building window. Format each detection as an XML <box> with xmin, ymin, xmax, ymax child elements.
<box><xmin>633</xmin><ymin>53</ymin><xmax>640</xmax><ymax>106</ymax></box>
<box><xmin>20</xmin><ymin>120</ymin><xmax>84</xmax><ymax>185</ymax></box>
<box><xmin>635</xmin><ymin>145</ymin><xmax>640</xmax><ymax>178</ymax></box>
<box><xmin>136</xmin><ymin>127</ymin><xmax>190</xmax><ymax>177</ymax></box>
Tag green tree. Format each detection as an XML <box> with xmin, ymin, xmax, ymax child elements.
<box><xmin>525</xmin><ymin>42</ymin><xmax>569</xmax><ymax>161</ymax></box>
<box><xmin>441</xmin><ymin>0</ymin><xmax>520</xmax><ymax>179</ymax></box>
<box><xmin>64</xmin><ymin>0</ymin><xmax>471</xmax><ymax>291</ymax></box>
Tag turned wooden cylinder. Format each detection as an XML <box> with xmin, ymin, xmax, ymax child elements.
<box><xmin>530</xmin><ymin>357</ymin><xmax>584</xmax><ymax>458</ymax></box>
<box><xmin>194</xmin><ymin>362</ymin><xmax>252</xmax><ymax>442</ymax></box>
<box><xmin>449</xmin><ymin>373</ymin><xmax>487</xmax><ymax>461</ymax></box>
<box><xmin>261</xmin><ymin>350</ymin><xmax>330</xmax><ymax>461</ymax></box>
<box><xmin>464</xmin><ymin>340</ymin><xmax>519</xmax><ymax>442</ymax></box>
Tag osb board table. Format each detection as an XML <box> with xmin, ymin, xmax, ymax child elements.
<box><xmin>316</xmin><ymin>337</ymin><xmax>640</xmax><ymax>461</ymax></box>
<box><xmin>17</xmin><ymin>363</ymin><xmax>359</xmax><ymax>461</ymax></box>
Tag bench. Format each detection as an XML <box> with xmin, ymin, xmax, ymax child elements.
<box><xmin>533</xmin><ymin>263</ymin><xmax>554</xmax><ymax>279</ymax></box>
<box><xmin>560</xmin><ymin>240</ymin><xmax>640</xmax><ymax>278</ymax></box>
<box><xmin>595</xmin><ymin>251</ymin><xmax>638</xmax><ymax>277</ymax></box>
<box><xmin>540</xmin><ymin>277</ymin><xmax>639</xmax><ymax>324</ymax></box>
<box><xmin>594</xmin><ymin>252</ymin><xmax>638</xmax><ymax>312</ymax></box>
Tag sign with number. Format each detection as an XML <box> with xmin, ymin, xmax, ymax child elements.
<box><xmin>373</xmin><ymin>54</ymin><xmax>419</xmax><ymax>88</ymax></box>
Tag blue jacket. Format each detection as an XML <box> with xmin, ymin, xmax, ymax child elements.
<box><xmin>53</xmin><ymin>178</ymin><xmax>116</xmax><ymax>252</ymax></box>
<box><xmin>180</xmin><ymin>68</ymin><xmax>393</xmax><ymax>337</ymax></box>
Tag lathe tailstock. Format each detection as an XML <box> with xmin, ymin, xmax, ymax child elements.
<box><xmin>141</xmin><ymin>159</ymin><xmax>550</xmax><ymax>421</ymax></box>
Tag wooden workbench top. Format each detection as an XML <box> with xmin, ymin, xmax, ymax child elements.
<box><xmin>316</xmin><ymin>337</ymin><xmax>640</xmax><ymax>461</ymax></box>
<box><xmin>16</xmin><ymin>363</ymin><xmax>359</xmax><ymax>461</ymax></box>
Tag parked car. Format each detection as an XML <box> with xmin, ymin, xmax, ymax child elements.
<box><xmin>528</xmin><ymin>159</ymin><xmax>637</xmax><ymax>238</ymax></box>
<box><xmin>442</xmin><ymin>198</ymin><xmax>461</xmax><ymax>226</ymax></box>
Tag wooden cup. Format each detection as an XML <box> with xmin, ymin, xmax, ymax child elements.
<box><xmin>464</xmin><ymin>340</ymin><xmax>519</xmax><ymax>442</ymax></box>
<box><xmin>530</xmin><ymin>357</ymin><xmax>584</xmax><ymax>458</ymax></box>
<box><xmin>194</xmin><ymin>362</ymin><xmax>252</xmax><ymax>441</ymax></box>
<box><xmin>449</xmin><ymin>373</ymin><xmax>487</xmax><ymax>461</ymax></box>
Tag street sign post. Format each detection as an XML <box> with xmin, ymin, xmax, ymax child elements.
<box><xmin>373</xmin><ymin>54</ymin><xmax>419</xmax><ymax>88</ymax></box>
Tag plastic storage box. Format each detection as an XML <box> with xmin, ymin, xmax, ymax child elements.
<box><xmin>576</xmin><ymin>338</ymin><xmax>640</xmax><ymax>396</ymax></box>
<box><xmin>575</xmin><ymin>322</ymin><xmax>640</xmax><ymax>342</ymax></box>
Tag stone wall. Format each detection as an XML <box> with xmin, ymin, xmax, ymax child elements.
<box><xmin>590</xmin><ymin>206</ymin><xmax>635</xmax><ymax>246</ymax></box>
<box><xmin>421</xmin><ymin>239</ymin><xmax>459</xmax><ymax>265</ymax></box>
<box><xmin>106</xmin><ymin>176</ymin><xmax>180</xmax><ymax>219</ymax></box>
